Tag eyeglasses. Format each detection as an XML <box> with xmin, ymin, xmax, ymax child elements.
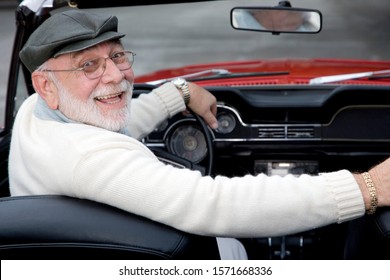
<box><xmin>42</xmin><ymin>50</ymin><xmax>136</xmax><ymax>80</ymax></box>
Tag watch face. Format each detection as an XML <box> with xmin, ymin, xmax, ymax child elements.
<box><xmin>174</xmin><ymin>78</ymin><xmax>186</xmax><ymax>87</ymax></box>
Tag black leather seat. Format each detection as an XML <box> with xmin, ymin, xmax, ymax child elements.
<box><xmin>0</xmin><ymin>195</ymin><xmax>220</xmax><ymax>259</ymax></box>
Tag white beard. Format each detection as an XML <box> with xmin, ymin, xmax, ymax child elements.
<box><xmin>54</xmin><ymin>79</ymin><xmax>133</xmax><ymax>132</ymax></box>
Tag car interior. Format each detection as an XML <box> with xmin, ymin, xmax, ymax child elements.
<box><xmin>0</xmin><ymin>0</ymin><xmax>389</xmax><ymax>260</ymax></box>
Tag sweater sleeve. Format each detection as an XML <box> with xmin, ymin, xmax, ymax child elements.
<box><xmin>71</xmin><ymin>134</ymin><xmax>365</xmax><ymax>238</ymax></box>
<box><xmin>127</xmin><ymin>82</ymin><xmax>186</xmax><ymax>139</ymax></box>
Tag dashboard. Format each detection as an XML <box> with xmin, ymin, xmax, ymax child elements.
<box><xmin>139</xmin><ymin>84</ymin><xmax>390</xmax><ymax>178</ymax></box>
<box><xmin>140</xmin><ymin>84</ymin><xmax>390</xmax><ymax>259</ymax></box>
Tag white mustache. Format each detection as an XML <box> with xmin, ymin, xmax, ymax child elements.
<box><xmin>92</xmin><ymin>80</ymin><xmax>133</xmax><ymax>99</ymax></box>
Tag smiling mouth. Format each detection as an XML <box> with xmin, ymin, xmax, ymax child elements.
<box><xmin>94</xmin><ymin>92</ymin><xmax>124</xmax><ymax>104</ymax></box>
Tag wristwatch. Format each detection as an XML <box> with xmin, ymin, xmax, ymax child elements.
<box><xmin>172</xmin><ymin>78</ymin><xmax>190</xmax><ymax>105</ymax></box>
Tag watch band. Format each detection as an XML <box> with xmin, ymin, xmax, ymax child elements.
<box><xmin>181</xmin><ymin>84</ymin><xmax>190</xmax><ymax>105</ymax></box>
<box><xmin>172</xmin><ymin>78</ymin><xmax>190</xmax><ymax>105</ymax></box>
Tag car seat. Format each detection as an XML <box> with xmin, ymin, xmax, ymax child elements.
<box><xmin>0</xmin><ymin>194</ymin><xmax>220</xmax><ymax>259</ymax></box>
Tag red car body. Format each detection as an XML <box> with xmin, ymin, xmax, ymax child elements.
<box><xmin>137</xmin><ymin>58</ymin><xmax>390</xmax><ymax>86</ymax></box>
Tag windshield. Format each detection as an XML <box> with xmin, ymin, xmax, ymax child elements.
<box><xmin>100</xmin><ymin>0</ymin><xmax>389</xmax><ymax>77</ymax></box>
<box><xmin>1</xmin><ymin>0</ymin><xmax>390</xmax><ymax>127</ymax></box>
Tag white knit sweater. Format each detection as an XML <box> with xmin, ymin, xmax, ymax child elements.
<box><xmin>9</xmin><ymin>82</ymin><xmax>365</xmax><ymax>237</ymax></box>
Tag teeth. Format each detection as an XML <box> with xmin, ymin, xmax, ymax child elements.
<box><xmin>95</xmin><ymin>93</ymin><xmax>121</xmax><ymax>100</ymax></box>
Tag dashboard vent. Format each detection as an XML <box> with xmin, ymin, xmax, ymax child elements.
<box><xmin>258</xmin><ymin>126</ymin><xmax>285</xmax><ymax>139</ymax></box>
<box><xmin>257</xmin><ymin>125</ymin><xmax>318</xmax><ymax>139</ymax></box>
<box><xmin>287</xmin><ymin>126</ymin><xmax>316</xmax><ymax>138</ymax></box>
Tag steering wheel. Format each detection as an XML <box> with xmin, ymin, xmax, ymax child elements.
<box><xmin>133</xmin><ymin>84</ymin><xmax>214</xmax><ymax>175</ymax></box>
<box><xmin>190</xmin><ymin>110</ymin><xmax>215</xmax><ymax>175</ymax></box>
<box><xmin>150</xmin><ymin>110</ymin><xmax>214</xmax><ymax>176</ymax></box>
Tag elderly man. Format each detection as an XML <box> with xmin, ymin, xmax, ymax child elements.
<box><xmin>8</xmin><ymin>9</ymin><xmax>390</xmax><ymax>259</ymax></box>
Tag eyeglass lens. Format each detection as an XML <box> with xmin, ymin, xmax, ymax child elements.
<box><xmin>84</xmin><ymin>51</ymin><xmax>134</xmax><ymax>79</ymax></box>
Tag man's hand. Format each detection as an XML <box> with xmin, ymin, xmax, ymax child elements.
<box><xmin>354</xmin><ymin>157</ymin><xmax>390</xmax><ymax>213</ymax></box>
<box><xmin>369</xmin><ymin>157</ymin><xmax>390</xmax><ymax>207</ymax></box>
<box><xmin>186</xmin><ymin>82</ymin><xmax>218</xmax><ymax>130</ymax></box>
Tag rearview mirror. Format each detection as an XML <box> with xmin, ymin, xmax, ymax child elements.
<box><xmin>231</xmin><ymin>7</ymin><xmax>322</xmax><ymax>34</ymax></box>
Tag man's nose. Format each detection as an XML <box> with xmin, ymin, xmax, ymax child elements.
<box><xmin>100</xmin><ymin>58</ymin><xmax>125</xmax><ymax>84</ymax></box>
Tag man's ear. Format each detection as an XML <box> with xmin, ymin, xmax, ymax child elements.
<box><xmin>31</xmin><ymin>71</ymin><xmax>60</xmax><ymax>110</ymax></box>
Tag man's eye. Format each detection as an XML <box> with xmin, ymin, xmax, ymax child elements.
<box><xmin>112</xmin><ymin>52</ymin><xmax>125</xmax><ymax>59</ymax></box>
<box><xmin>111</xmin><ymin>52</ymin><xmax>126</xmax><ymax>62</ymax></box>
<box><xmin>82</xmin><ymin>59</ymin><xmax>100</xmax><ymax>71</ymax></box>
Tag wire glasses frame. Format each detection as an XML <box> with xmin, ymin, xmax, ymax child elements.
<box><xmin>41</xmin><ymin>50</ymin><xmax>136</xmax><ymax>80</ymax></box>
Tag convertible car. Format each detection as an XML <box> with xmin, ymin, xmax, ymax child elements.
<box><xmin>0</xmin><ymin>0</ymin><xmax>389</xmax><ymax>259</ymax></box>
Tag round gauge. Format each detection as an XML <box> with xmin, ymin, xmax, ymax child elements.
<box><xmin>216</xmin><ymin>112</ymin><xmax>236</xmax><ymax>134</ymax></box>
<box><xmin>167</xmin><ymin>124</ymin><xmax>207</xmax><ymax>163</ymax></box>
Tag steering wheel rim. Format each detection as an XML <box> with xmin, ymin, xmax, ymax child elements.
<box><xmin>134</xmin><ymin>84</ymin><xmax>214</xmax><ymax>175</ymax></box>
<box><xmin>190</xmin><ymin>110</ymin><xmax>214</xmax><ymax>176</ymax></box>
<box><xmin>149</xmin><ymin>111</ymin><xmax>214</xmax><ymax>176</ymax></box>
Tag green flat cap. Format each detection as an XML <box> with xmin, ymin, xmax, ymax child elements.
<box><xmin>19</xmin><ymin>9</ymin><xmax>125</xmax><ymax>73</ymax></box>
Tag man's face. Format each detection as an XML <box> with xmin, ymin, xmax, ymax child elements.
<box><xmin>252</xmin><ymin>10</ymin><xmax>304</xmax><ymax>31</ymax></box>
<box><xmin>44</xmin><ymin>42</ymin><xmax>135</xmax><ymax>131</ymax></box>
